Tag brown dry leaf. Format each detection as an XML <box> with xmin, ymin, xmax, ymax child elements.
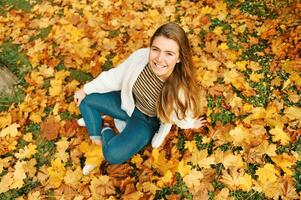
<box><xmin>60</xmin><ymin>120</ymin><xmax>78</xmax><ymax>137</ymax></box>
<box><xmin>89</xmin><ymin>175</ymin><xmax>110</xmax><ymax>199</ymax></box>
<box><xmin>122</xmin><ymin>191</ymin><xmax>144</xmax><ymax>200</ymax></box>
<box><xmin>107</xmin><ymin>163</ymin><xmax>132</xmax><ymax>179</ymax></box>
<box><xmin>279</xmin><ymin>175</ymin><xmax>299</xmax><ymax>200</ymax></box>
<box><xmin>40</xmin><ymin>117</ymin><xmax>61</xmax><ymax>140</ymax></box>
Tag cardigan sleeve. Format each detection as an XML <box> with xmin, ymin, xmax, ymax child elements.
<box><xmin>151</xmin><ymin>89</ymin><xmax>197</xmax><ymax>148</ymax></box>
<box><xmin>151</xmin><ymin>123</ymin><xmax>172</xmax><ymax>148</ymax></box>
<box><xmin>83</xmin><ymin>48</ymin><xmax>145</xmax><ymax>94</ymax></box>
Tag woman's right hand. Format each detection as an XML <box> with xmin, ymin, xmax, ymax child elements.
<box><xmin>74</xmin><ymin>88</ymin><xmax>86</xmax><ymax>106</ymax></box>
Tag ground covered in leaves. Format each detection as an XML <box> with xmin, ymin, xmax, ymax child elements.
<box><xmin>0</xmin><ymin>0</ymin><xmax>301</xmax><ymax>199</ymax></box>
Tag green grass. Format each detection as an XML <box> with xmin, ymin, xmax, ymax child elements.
<box><xmin>0</xmin><ymin>0</ymin><xmax>31</xmax><ymax>15</ymax></box>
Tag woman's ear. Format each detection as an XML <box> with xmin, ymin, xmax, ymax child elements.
<box><xmin>177</xmin><ymin>59</ymin><xmax>181</xmax><ymax>63</ymax></box>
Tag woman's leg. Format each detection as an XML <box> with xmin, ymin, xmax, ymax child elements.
<box><xmin>79</xmin><ymin>91</ymin><xmax>129</xmax><ymax>138</ymax></box>
<box><xmin>101</xmin><ymin>108</ymin><xmax>160</xmax><ymax>164</ymax></box>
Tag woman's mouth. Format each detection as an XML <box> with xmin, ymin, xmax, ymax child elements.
<box><xmin>154</xmin><ymin>63</ymin><xmax>166</xmax><ymax>69</ymax></box>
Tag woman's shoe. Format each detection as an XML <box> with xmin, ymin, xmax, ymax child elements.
<box><xmin>77</xmin><ymin>118</ymin><xmax>86</xmax><ymax>126</ymax></box>
<box><xmin>82</xmin><ymin>164</ymin><xmax>97</xmax><ymax>175</ymax></box>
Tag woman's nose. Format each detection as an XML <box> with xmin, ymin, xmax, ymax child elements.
<box><xmin>156</xmin><ymin>52</ymin><xmax>164</xmax><ymax>62</ymax></box>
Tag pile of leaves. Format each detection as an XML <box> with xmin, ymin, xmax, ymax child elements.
<box><xmin>0</xmin><ymin>0</ymin><xmax>301</xmax><ymax>199</ymax></box>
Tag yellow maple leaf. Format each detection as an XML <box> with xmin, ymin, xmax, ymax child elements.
<box><xmin>213</xmin><ymin>26</ymin><xmax>223</xmax><ymax>36</ymax></box>
<box><xmin>243</xmin><ymin>107</ymin><xmax>266</xmax><ymax>124</ymax></box>
<box><xmin>30</xmin><ymin>71</ymin><xmax>44</xmax><ymax>86</ymax></box>
<box><xmin>68</xmin><ymin>101</ymin><xmax>80</xmax><ymax>115</ymax></box>
<box><xmin>269</xmin><ymin>126</ymin><xmax>290</xmax><ymax>145</ymax></box>
<box><xmin>200</xmin><ymin>5</ymin><xmax>213</xmax><ymax>15</ymax></box>
<box><xmin>23</xmin><ymin>158</ymin><xmax>37</xmax><ymax>178</ymax></box>
<box><xmin>157</xmin><ymin>170</ymin><xmax>173</xmax><ymax>187</ymax></box>
<box><xmin>250</xmin><ymin>72</ymin><xmax>264</xmax><ymax>82</ymax></box>
<box><xmin>183</xmin><ymin>169</ymin><xmax>204</xmax><ymax>192</ymax></box>
<box><xmin>238</xmin><ymin>173</ymin><xmax>253</xmax><ymax>191</ymax></box>
<box><xmin>10</xmin><ymin>161</ymin><xmax>27</xmax><ymax>189</ymax></box>
<box><xmin>0</xmin><ymin>172</ymin><xmax>14</xmax><ymax>193</ymax></box>
<box><xmin>284</xmin><ymin>106</ymin><xmax>301</xmax><ymax>121</ymax></box>
<box><xmin>254</xmin><ymin>140</ymin><xmax>277</xmax><ymax>157</ymax></box>
<box><xmin>200</xmin><ymin>70</ymin><xmax>218</xmax><ymax>87</ymax></box>
<box><xmin>15</xmin><ymin>143</ymin><xmax>37</xmax><ymax>159</ymax></box>
<box><xmin>215</xmin><ymin>188</ymin><xmax>232</xmax><ymax>200</ymax></box>
<box><xmin>89</xmin><ymin>175</ymin><xmax>110</xmax><ymax>199</ymax></box>
<box><xmin>49</xmin><ymin>79</ymin><xmax>63</xmax><ymax>97</ymax></box>
<box><xmin>137</xmin><ymin>182</ymin><xmax>159</xmax><ymax>195</ymax></box>
<box><xmin>23</xmin><ymin>132</ymin><xmax>33</xmax><ymax>142</ymax></box>
<box><xmin>271</xmin><ymin>154</ymin><xmax>297</xmax><ymax>176</ymax></box>
<box><xmin>218</xmin><ymin>42</ymin><xmax>229</xmax><ymax>50</ymax></box>
<box><xmin>0</xmin><ymin>123</ymin><xmax>20</xmax><ymax>137</ymax></box>
<box><xmin>184</xmin><ymin>140</ymin><xmax>196</xmax><ymax>153</ymax></box>
<box><xmin>254</xmin><ymin>180</ymin><xmax>282</xmax><ymax>199</ymax></box>
<box><xmin>47</xmin><ymin>158</ymin><xmax>66</xmax><ymax>188</ymax></box>
<box><xmin>201</xmin><ymin>56</ymin><xmax>221</xmax><ymax>71</ymax></box>
<box><xmin>242</xmin><ymin>103</ymin><xmax>254</xmax><ymax>113</ymax></box>
<box><xmin>79</xmin><ymin>141</ymin><xmax>103</xmax><ymax>166</ymax></box>
<box><xmin>289</xmin><ymin>72</ymin><xmax>301</xmax><ymax>86</ymax></box>
<box><xmin>131</xmin><ymin>154</ymin><xmax>143</xmax><ymax>168</ymax></box>
<box><xmin>55</xmin><ymin>137</ymin><xmax>70</xmax><ymax>162</ymax></box>
<box><xmin>219</xmin><ymin>169</ymin><xmax>241</xmax><ymax>190</ymax></box>
<box><xmin>222</xmin><ymin>152</ymin><xmax>244</xmax><ymax>169</ymax></box>
<box><xmin>0</xmin><ymin>114</ymin><xmax>12</xmax><ymax>129</ymax></box>
<box><xmin>188</xmin><ymin>149</ymin><xmax>215</xmax><ymax>169</ymax></box>
<box><xmin>39</xmin><ymin>65</ymin><xmax>54</xmax><ymax>78</ymax></box>
<box><xmin>177</xmin><ymin>160</ymin><xmax>191</xmax><ymax>177</ymax></box>
<box><xmin>229</xmin><ymin>125</ymin><xmax>251</xmax><ymax>146</ymax></box>
<box><xmin>64</xmin><ymin>166</ymin><xmax>83</xmax><ymax>185</ymax></box>
<box><xmin>223</xmin><ymin>69</ymin><xmax>239</xmax><ymax>84</ymax></box>
<box><xmin>0</xmin><ymin>157</ymin><xmax>13</xmax><ymax>174</ymax></box>
<box><xmin>151</xmin><ymin>148</ymin><xmax>175</xmax><ymax>174</ymax></box>
<box><xmin>235</xmin><ymin>61</ymin><xmax>248</xmax><ymax>71</ymax></box>
<box><xmin>256</xmin><ymin>163</ymin><xmax>279</xmax><ymax>184</ymax></box>
<box><xmin>29</xmin><ymin>111</ymin><xmax>43</xmax><ymax>123</ymax></box>
<box><xmin>214</xmin><ymin>1</ymin><xmax>228</xmax><ymax>20</ymax></box>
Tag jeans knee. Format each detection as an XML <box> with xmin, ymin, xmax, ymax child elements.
<box><xmin>103</xmin><ymin>149</ymin><xmax>126</xmax><ymax>164</ymax></box>
<box><xmin>79</xmin><ymin>100</ymin><xmax>88</xmax><ymax>112</ymax></box>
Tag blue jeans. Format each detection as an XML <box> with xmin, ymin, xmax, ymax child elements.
<box><xmin>79</xmin><ymin>91</ymin><xmax>160</xmax><ymax>164</ymax></box>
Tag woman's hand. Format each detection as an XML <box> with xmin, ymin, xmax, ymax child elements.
<box><xmin>193</xmin><ymin>116</ymin><xmax>207</xmax><ymax>129</ymax></box>
<box><xmin>74</xmin><ymin>88</ymin><xmax>86</xmax><ymax>106</ymax></box>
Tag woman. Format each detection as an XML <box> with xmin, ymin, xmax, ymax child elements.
<box><xmin>74</xmin><ymin>22</ymin><xmax>206</xmax><ymax>175</ymax></box>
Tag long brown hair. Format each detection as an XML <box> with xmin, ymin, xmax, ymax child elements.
<box><xmin>151</xmin><ymin>23</ymin><xmax>201</xmax><ymax>122</ymax></box>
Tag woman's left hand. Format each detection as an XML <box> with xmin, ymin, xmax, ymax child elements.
<box><xmin>193</xmin><ymin>116</ymin><xmax>207</xmax><ymax>129</ymax></box>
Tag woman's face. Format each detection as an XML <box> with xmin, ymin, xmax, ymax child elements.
<box><xmin>148</xmin><ymin>36</ymin><xmax>180</xmax><ymax>81</ymax></box>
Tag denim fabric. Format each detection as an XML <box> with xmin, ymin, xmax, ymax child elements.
<box><xmin>79</xmin><ymin>91</ymin><xmax>160</xmax><ymax>164</ymax></box>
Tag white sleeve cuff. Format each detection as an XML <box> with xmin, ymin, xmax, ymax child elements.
<box><xmin>151</xmin><ymin>123</ymin><xmax>172</xmax><ymax>148</ymax></box>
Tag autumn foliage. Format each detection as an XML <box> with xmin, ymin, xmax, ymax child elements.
<box><xmin>0</xmin><ymin>0</ymin><xmax>301</xmax><ymax>199</ymax></box>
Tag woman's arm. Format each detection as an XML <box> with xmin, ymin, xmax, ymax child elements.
<box><xmin>83</xmin><ymin>48</ymin><xmax>146</xmax><ymax>94</ymax></box>
<box><xmin>151</xmin><ymin>123</ymin><xmax>172</xmax><ymax>148</ymax></box>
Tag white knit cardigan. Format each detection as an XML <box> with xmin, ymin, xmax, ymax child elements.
<box><xmin>83</xmin><ymin>48</ymin><xmax>196</xmax><ymax>148</ymax></box>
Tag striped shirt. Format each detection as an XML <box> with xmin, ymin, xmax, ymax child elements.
<box><xmin>133</xmin><ymin>64</ymin><xmax>164</xmax><ymax>116</ymax></box>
